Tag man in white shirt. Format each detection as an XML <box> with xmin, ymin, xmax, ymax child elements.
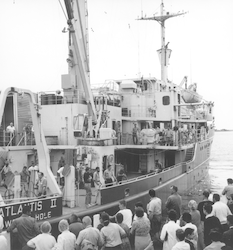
<box><xmin>115</xmin><ymin>199</ymin><xmax>133</xmax><ymax>228</ymax></box>
<box><xmin>6</xmin><ymin>122</ymin><xmax>15</xmax><ymax>145</ymax></box>
<box><xmin>147</xmin><ymin>189</ymin><xmax>162</xmax><ymax>240</ymax></box>
<box><xmin>212</xmin><ymin>193</ymin><xmax>232</xmax><ymax>232</ymax></box>
<box><xmin>172</xmin><ymin>229</ymin><xmax>190</xmax><ymax>250</ymax></box>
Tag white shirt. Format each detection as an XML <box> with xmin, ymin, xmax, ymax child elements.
<box><xmin>133</xmin><ymin>212</ymin><xmax>148</xmax><ymax>221</ymax></box>
<box><xmin>181</xmin><ymin>223</ymin><xmax>198</xmax><ymax>241</ymax></box>
<box><xmin>0</xmin><ymin>235</ymin><xmax>7</xmax><ymax>250</ymax></box>
<box><xmin>6</xmin><ymin>125</ymin><xmax>15</xmax><ymax>134</ymax></box>
<box><xmin>172</xmin><ymin>241</ymin><xmax>190</xmax><ymax>250</ymax></box>
<box><xmin>117</xmin><ymin>209</ymin><xmax>133</xmax><ymax>228</ymax></box>
<box><xmin>212</xmin><ymin>201</ymin><xmax>232</xmax><ymax>224</ymax></box>
<box><xmin>27</xmin><ymin>233</ymin><xmax>56</xmax><ymax>250</ymax></box>
<box><xmin>101</xmin><ymin>223</ymin><xmax>125</xmax><ymax>247</ymax></box>
<box><xmin>55</xmin><ymin>230</ymin><xmax>76</xmax><ymax>250</ymax></box>
<box><xmin>160</xmin><ymin>221</ymin><xmax>180</xmax><ymax>250</ymax></box>
<box><xmin>147</xmin><ymin>197</ymin><xmax>162</xmax><ymax>215</ymax></box>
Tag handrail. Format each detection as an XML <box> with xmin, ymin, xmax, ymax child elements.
<box><xmin>100</xmin><ymin>159</ymin><xmax>193</xmax><ymax>190</ymax></box>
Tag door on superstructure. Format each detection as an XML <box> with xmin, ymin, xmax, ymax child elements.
<box><xmin>165</xmin><ymin>150</ymin><xmax>175</xmax><ymax>168</ymax></box>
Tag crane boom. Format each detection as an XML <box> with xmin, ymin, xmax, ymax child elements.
<box><xmin>64</xmin><ymin>0</ymin><xmax>97</xmax><ymax>122</ymax></box>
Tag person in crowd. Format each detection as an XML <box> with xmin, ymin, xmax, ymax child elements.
<box><xmin>203</xmin><ymin>230</ymin><xmax>225</xmax><ymax>250</ymax></box>
<box><xmin>133</xmin><ymin>201</ymin><xmax>148</xmax><ymax>221</ymax></box>
<box><xmin>188</xmin><ymin>200</ymin><xmax>204</xmax><ymax>250</ymax></box>
<box><xmin>113</xmin><ymin>199</ymin><xmax>133</xmax><ymax>228</ymax></box>
<box><xmin>6</xmin><ymin>122</ymin><xmax>15</xmax><ymax>145</ymax></box>
<box><xmin>197</xmin><ymin>190</ymin><xmax>213</xmax><ymax>223</ymax></box>
<box><xmin>160</xmin><ymin>209</ymin><xmax>180</xmax><ymax>250</ymax></box>
<box><xmin>222</xmin><ymin>215</ymin><xmax>233</xmax><ymax>248</ymax></box>
<box><xmin>0</xmin><ymin>215</ymin><xmax>7</xmax><ymax>250</ymax></box>
<box><xmin>93</xmin><ymin>167</ymin><xmax>101</xmax><ymax>204</ymax></box>
<box><xmin>180</xmin><ymin>212</ymin><xmax>198</xmax><ymax>247</ymax></box>
<box><xmin>184</xmin><ymin>228</ymin><xmax>196</xmax><ymax>250</ymax></box>
<box><xmin>212</xmin><ymin>193</ymin><xmax>232</xmax><ymax>232</ymax></box>
<box><xmin>54</xmin><ymin>219</ymin><xmax>76</xmax><ymax>250</ymax></box>
<box><xmin>20</xmin><ymin>166</ymin><xmax>30</xmax><ymax>197</ymax></box>
<box><xmin>228</xmin><ymin>194</ymin><xmax>233</xmax><ymax>213</ymax></box>
<box><xmin>165</xmin><ymin>185</ymin><xmax>182</xmax><ymax>219</ymax></box>
<box><xmin>35</xmin><ymin>172</ymin><xmax>47</xmax><ymax>197</ymax></box>
<box><xmin>76</xmin><ymin>216</ymin><xmax>103</xmax><ymax>250</ymax></box>
<box><xmin>116</xmin><ymin>168</ymin><xmax>127</xmax><ymax>184</ymax></box>
<box><xmin>83</xmin><ymin>167</ymin><xmax>92</xmax><ymax>207</ymax></box>
<box><xmin>116</xmin><ymin>213</ymin><xmax>131</xmax><ymax>250</ymax></box>
<box><xmin>130</xmin><ymin>207</ymin><xmax>153</xmax><ymax>250</ymax></box>
<box><xmin>147</xmin><ymin>189</ymin><xmax>162</xmax><ymax>240</ymax></box>
<box><xmin>27</xmin><ymin>221</ymin><xmax>56</xmax><ymax>250</ymax></box>
<box><xmin>68</xmin><ymin>213</ymin><xmax>84</xmax><ymax>238</ymax></box>
<box><xmin>97</xmin><ymin>212</ymin><xmax>106</xmax><ymax>231</ymax></box>
<box><xmin>203</xmin><ymin>203</ymin><xmax>222</xmax><ymax>246</ymax></box>
<box><xmin>171</xmin><ymin>229</ymin><xmax>190</xmax><ymax>250</ymax></box>
<box><xmin>132</xmin><ymin>123</ymin><xmax>139</xmax><ymax>145</ymax></box>
<box><xmin>100</xmin><ymin>212</ymin><xmax>125</xmax><ymax>249</ymax></box>
<box><xmin>7</xmin><ymin>205</ymin><xmax>40</xmax><ymax>250</ymax></box>
<box><xmin>222</xmin><ymin>178</ymin><xmax>233</xmax><ymax>204</ymax></box>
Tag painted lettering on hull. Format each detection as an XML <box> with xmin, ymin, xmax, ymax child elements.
<box><xmin>0</xmin><ymin>196</ymin><xmax>62</xmax><ymax>229</ymax></box>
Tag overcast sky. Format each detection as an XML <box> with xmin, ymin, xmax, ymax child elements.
<box><xmin>0</xmin><ymin>0</ymin><xmax>232</xmax><ymax>130</ymax></box>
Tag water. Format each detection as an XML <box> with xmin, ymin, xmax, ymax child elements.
<box><xmin>209</xmin><ymin>131</ymin><xmax>233</xmax><ymax>194</ymax></box>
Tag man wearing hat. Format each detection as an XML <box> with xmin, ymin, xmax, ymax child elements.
<box><xmin>83</xmin><ymin>167</ymin><xmax>92</xmax><ymax>207</ymax></box>
<box><xmin>165</xmin><ymin>185</ymin><xmax>182</xmax><ymax>219</ymax></box>
<box><xmin>222</xmin><ymin>215</ymin><xmax>233</xmax><ymax>248</ymax></box>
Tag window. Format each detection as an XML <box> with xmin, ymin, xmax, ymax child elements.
<box><xmin>163</xmin><ymin>96</ymin><xmax>170</xmax><ymax>105</ymax></box>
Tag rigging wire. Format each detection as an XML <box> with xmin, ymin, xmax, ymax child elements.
<box><xmin>58</xmin><ymin>0</ymin><xmax>68</xmax><ymax>21</ymax></box>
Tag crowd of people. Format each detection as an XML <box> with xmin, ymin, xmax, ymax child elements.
<box><xmin>1</xmin><ymin>181</ymin><xmax>233</xmax><ymax>250</ymax></box>
<box><xmin>130</xmin><ymin>123</ymin><xmax>209</xmax><ymax>147</ymax></box>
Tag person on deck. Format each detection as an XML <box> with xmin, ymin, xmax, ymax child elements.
<box><xmin>35</xmin><ymin>172</ymin><xmax>47</xmax><ymax>197</ymax></box>
<box><xmin>222</xmin><ymin>215</ymin><xmax>233</xmax><ymax>248</ymax></box>
<box><xmin>6</xmin><ymin>122</ymin><xmax>15</xmax><ymax>145</ymax></box>
<box><xmin>132</xmin><ymin>124</ymin><xmax>139</xmax><ymax>145</ymax></box>
<box><xmin>104</xmin><ymin>165</ymin><xmax>116</xmax><ymax>187</ymax></box>
<box><xmin>20</xmin><ymin>166</ymin><xmax>30</xmax><ymax>197</ymax></box>
<box><xmin>93</xmin><ymin>167</ymin><xmax>101</xmax><ymax>204</ymax></box>
<box><xmin>83</xmin><ymin>167</ymin><xmax>92</xmax><ymax>207</ymax></box>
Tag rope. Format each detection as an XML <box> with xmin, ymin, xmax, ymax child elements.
<box><xmin>57</xmin><ymin>0</ymin><xmax>68</xmax><ymax>21</ymax></box>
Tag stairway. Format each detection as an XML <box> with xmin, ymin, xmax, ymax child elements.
<box><xmin>185</xmin><ymin>146</ymin><xmax>195</xmax><ymax>162</ymax></box>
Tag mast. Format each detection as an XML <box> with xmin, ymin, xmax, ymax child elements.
<box><xmin>138</xmin><ymin>0</ymin><xmax>186</xmax><ymax>86</ymax></box>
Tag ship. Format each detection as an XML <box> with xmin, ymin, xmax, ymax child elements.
<box><xmin>0</xmin><ymin>0</ymin><xmax>214</xmax><ymax>247</ymax></box>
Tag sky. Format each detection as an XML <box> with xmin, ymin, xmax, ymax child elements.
<box><xmin>0</xmin><ymin>0</ymin><xmax>232</xmax><ymax>130</ymax></box>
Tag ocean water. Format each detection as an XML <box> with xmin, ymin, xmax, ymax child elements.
<box><xmin>209</xmin><ymin>131</ymin><xmax>233</xmax><ymax>194</ymax></box>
